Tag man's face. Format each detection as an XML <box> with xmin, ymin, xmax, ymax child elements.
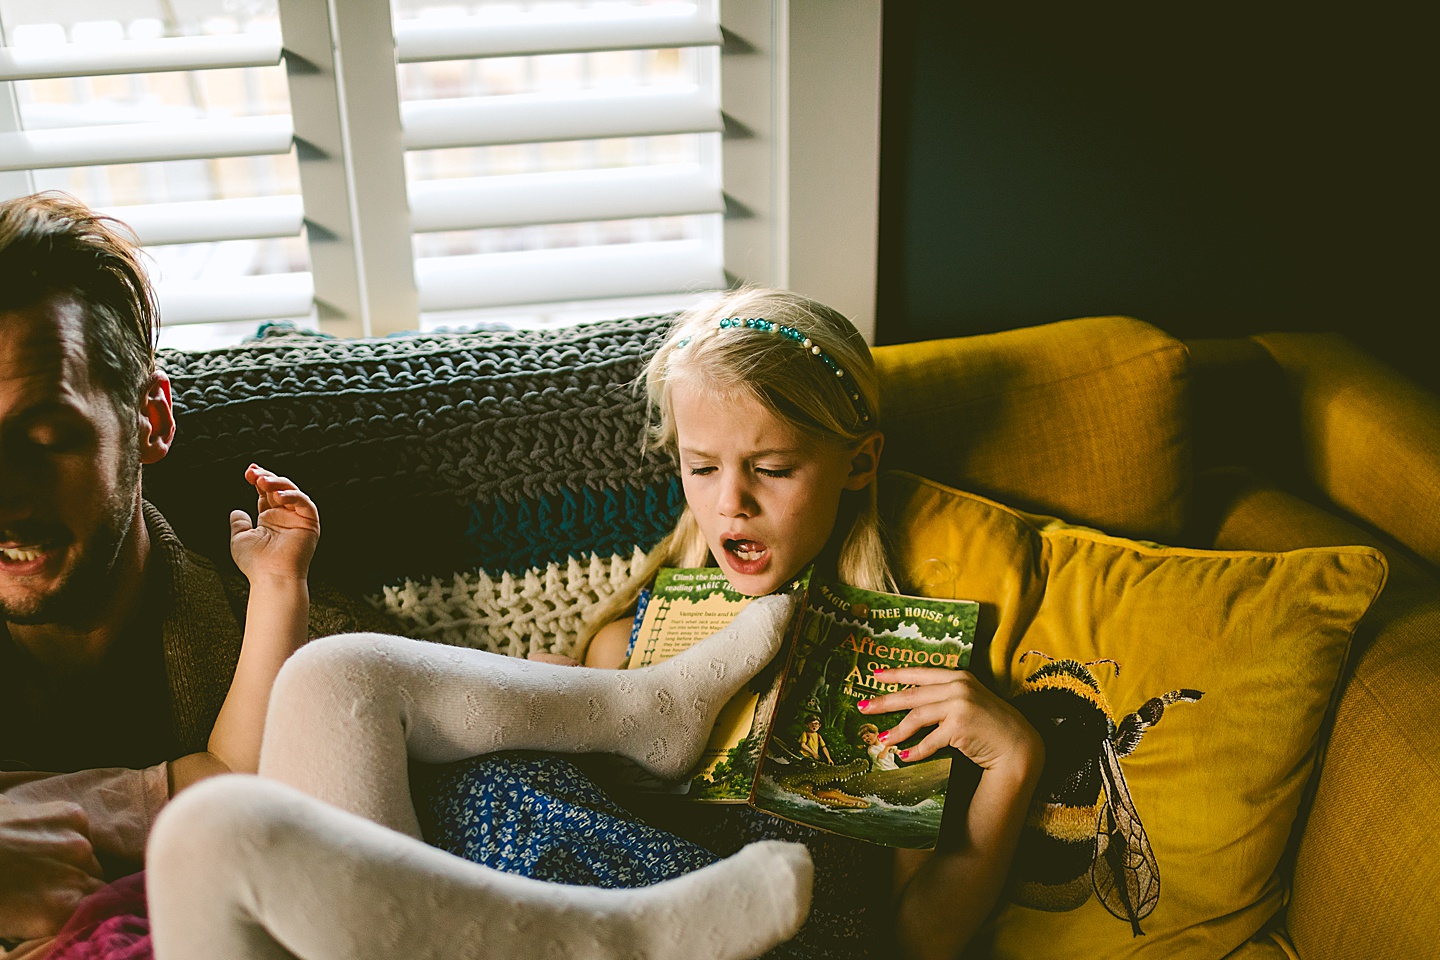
<box><xmin>0</xmin><ymin>295</ymin><xmax>142</xmax><ymax>626</ymax></box>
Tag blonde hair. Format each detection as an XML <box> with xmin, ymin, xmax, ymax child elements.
<box><xmin>580</xmin><ymin>287</ymin><xmax>894</xmax><ymax>651</ymax></box>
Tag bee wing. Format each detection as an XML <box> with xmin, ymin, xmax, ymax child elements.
<box><xmin>1092</xmin><ymin>741</ymin><xmax>1161</xmax><ymax>934</ymax></box>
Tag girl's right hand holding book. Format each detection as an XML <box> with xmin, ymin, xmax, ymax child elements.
<box><xmin>867</xmin><ymin>668</ymin><xmax>1044</xmax><ymax>960</ymax></box>
<box><xmin>860</xmin><ymin>666</ymin><xmax>1043</xmax><ymax>778</ymax></box>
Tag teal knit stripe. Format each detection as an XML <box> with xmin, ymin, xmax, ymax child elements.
<box><xmin>465</xmin><ymin>478</ymin><xmax>685</xmax><ymax>575</ymax></box>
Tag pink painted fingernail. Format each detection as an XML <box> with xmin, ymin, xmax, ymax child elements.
<box><xmin>878</xmin><ymin>731</ymin><xmax>889</xmax><ymax>743</ymax></box>
<box><xmin>857</xmin><ymin>699</ymin><xmax>870</xmax><ymax>710</ymax></box>
<box><xmin>899</xmin><ymin>749</ymin><xmax>910</xmax><ymax>760</ymax></box>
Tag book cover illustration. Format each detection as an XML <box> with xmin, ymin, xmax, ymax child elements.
<box><xmin>752</xmin><ymin>581</ymin><xmax>977</xmax><ymax>849</ymax></box>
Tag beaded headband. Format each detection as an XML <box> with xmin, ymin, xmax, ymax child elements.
<box><xmin>710</xmin><ymin>316</ymin><xmax>872</xmax><ymax>425</ymax></box>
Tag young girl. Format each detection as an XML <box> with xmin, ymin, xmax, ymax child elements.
<box><xmin>145</xmin><ymin>289</ymin><xmax>1044</xmax><ymax>960</ymax></box>
<box><xmin>579</xmin><ymin>286</ymin><xmax>1045</xmax><ymax>958</ymax></box>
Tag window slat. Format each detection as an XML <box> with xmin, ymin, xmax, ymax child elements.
<box><xmin>97</xmin><ymin>196</ymin><xmax>305</xmax><ymax>245</ymax></box>
<box><xmin>0</xmin><ymin>35</ymin><xmax>282</xmax><ymax>82</ymax></box>
<box><xmin>415</xmin><ymin>239</ymin><xmax>721</xmax><ymax>312</ymax></box>
<box><xmin>157</xmin><ymin>272</ymin><xmax>314</xmax><ymax>326</ymax></box>
<box><xmin>0</xmin><ymin>116</ymin><xmax>294</xmax><ymax>172</ymax></box>
<box><xmin>402</xmin><ymin>86</ymin><xmax>718</xmax><ymax>151</ymax></box>
<box><xmin>395</xmin><ymin>5</ymin><xmax>720</xmax><ymax>62</ymax></box>
<box><xmin>409</xmin><ymin>164</ymin><xmax>720</xmax><ymax>233</ymax></box>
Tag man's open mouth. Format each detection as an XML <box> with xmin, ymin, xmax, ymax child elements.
<box><xmin>0</xmin><ymin>543</ymin><xmax>57</xmax><ymax>577</ymax></box>
<box><xmin>0</xmin><ymin>527</ymin><xmax>65</xmax><ymax>570</ymax></box>
<box><xmin>0</xmin><ymin>545</ymin><xmax>45</xmax><ymax>563</ymax></box>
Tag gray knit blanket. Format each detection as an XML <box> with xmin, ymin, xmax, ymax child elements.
<box><xmin>146</xmin><ymin>316</ymin><xmax>683</xmax><ymax>657</ymax></box>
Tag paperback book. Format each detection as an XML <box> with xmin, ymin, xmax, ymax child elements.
<box><xmin>625</xmin><ymin>567</ymin><xmax>979</xmax><ymax>849</ymax></box>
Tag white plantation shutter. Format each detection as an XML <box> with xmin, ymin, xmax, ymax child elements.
<box><xmin>0</xmin><ymin>0</ymin><xmax>737</xmax><ymax>342</ymax></box>
<box><xmin>0</xmin><ymin>34</ymin><xmax>282</xmax><ymax>79</ymax></box>
<box><xmin>0</xmin><ymin>25</ymin><xmax>313</xmax><ymax>329</ymax></box>
<box><xmin>392</xmin><ymin>1</ymin><xmax>726</xmax><ymax>321</ymax></box>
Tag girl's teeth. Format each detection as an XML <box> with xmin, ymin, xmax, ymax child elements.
<box><xmin>731</xmin><ymin>541</ymin><xmax>766</xmax><ymax>564</ymax></box>
<box><xmin>2</xmin><ymin>547</ymin><xmax>41</xmax><ymax>562</ymax></box>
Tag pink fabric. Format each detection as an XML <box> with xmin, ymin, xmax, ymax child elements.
<box><xmin>1</xmin><ymin>768</ymin><xmax>167</xmax><ymax>959</ymax></box>
<box><xmin>43</xmin><ymin>875</ymin><xmax>150</xmax><ymax>960</ymax></box>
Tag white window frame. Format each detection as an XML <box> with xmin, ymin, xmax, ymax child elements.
<box><xmin>721</xmin><ymin>0</ymin><xmax>882</xmax><ymax>344</ymax></box>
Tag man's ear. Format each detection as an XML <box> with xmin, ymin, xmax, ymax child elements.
<box><xmin>138</xmin><ymin>372</ymin><xmax>175</xmax><ymax>466</ymax></box>
<box><xmin>842</xmin><ymin>430</ymin><xmax>884</xmax><ymax>491</ymax></box>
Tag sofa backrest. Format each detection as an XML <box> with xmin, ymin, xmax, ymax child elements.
<box><xmin>146</xmin><ymin>317</ymin><xmax>682</xmax><ymax>594</ymax></box>
<box><xmin>1253</xmin><ymin>332</ymin><xmax>1440</xmax><ymax>569</ymax></box>
<box><xmin>874</xmin><ymin>315</ymin><xmax>1191</xmax><ymax>542</ymax></box>
<box><xmin>146</xmin><ymin>312</ymin><xmax>1193</xmax><ymax>594</ymax></box>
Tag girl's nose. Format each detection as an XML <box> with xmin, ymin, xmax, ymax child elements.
<box><xmin>717</xmin><ymin>472</ymin><xmax>757</xmax><ymax>518</ymax></box>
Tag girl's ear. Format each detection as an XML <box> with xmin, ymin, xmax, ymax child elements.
<box><xmin>137</xmin><ymin>371</ymin><xmax>175</xmax><ymax>466</ymax></box>
<box><xmin>843</xmin><ymin>431</ymin><xmax>884</xmax><ymax>491</ymax></box>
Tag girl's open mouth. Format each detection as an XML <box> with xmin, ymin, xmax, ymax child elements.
<box><xmin>723</xmin><ymin>538</ymin><xmax>770</xmax><ymax>575</ymax></box>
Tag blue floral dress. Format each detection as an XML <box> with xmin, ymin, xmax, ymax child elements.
<box><xmin>413</xmin><ymin>753</ymin><xmax>891</xmax><ymax>959</ymax></box>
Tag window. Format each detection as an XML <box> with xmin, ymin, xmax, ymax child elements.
<box><xmin>0</xmin><ymin>1</ymin><xmax>306</xmax><ymax>349</ymax></box>
<box><xmin>1</xmin><ymin>0</ymin><xmax>727</xmax><ymax>347</ymax></box>
<box><xmin>393</xmin><ymin>0</ymin><xmax>725</xmax><ymax>332</ymax></box>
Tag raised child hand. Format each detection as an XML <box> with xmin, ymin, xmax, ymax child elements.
<box><xmin>859</xmin><ymin>667</ymin><xmax>1043</xmax><ymax>777</ymax></box>
<box><xmin>228</xmin><ymin>464</ymin><xmax>319</xmax><ymax>585</ymax></box>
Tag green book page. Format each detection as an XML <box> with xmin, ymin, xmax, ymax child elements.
<box><xmin>752</xmin><ymin>581</ymin><xmax>978</xmax><ymax>848</ymax></box>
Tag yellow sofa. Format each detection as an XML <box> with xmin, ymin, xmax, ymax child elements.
<box><xmin>149</xmin><ymin>312</ymin><xmax>1437</xmax><ymax>957</ymax></box>
<box><xmin>875</xmin><ymin>316</ymin><xmax>1440</xmax><ymax>958</ymax></box>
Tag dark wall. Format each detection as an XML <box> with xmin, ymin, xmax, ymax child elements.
<box><xmin>875</xmin><ymin>5</ymin><xmax>1435</xmax><ymax>394</ymax></box>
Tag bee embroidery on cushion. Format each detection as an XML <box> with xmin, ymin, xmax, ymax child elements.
<box><xmin>1008</xmin><ymin>651</ymin><xmax>1202</xmax><ymax>936</ymax></box>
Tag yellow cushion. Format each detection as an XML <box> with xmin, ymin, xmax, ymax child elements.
<box><xmin>881</xmin><ymin>471</ymin><xmax>1387</xmax><ymax>960</ymax></box>
<box><xmin>874</xmin><ymin>315</ymin><xmax>1189</xmax><ymax>542</ymax></box>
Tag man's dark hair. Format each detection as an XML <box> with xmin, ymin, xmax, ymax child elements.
<box><xmin>0</xmin><ymin>191</ymin><xmax>158</xmax><ymax>409</ymax></box>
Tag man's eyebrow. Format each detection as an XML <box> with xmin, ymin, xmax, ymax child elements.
<box><xmin>5</xmin><ymin>399</ymin><xmax>86</xmax><ymax>425</ymax></box>
<box><xmin>21</xmin><ymin>398</ymin><xmax>80</xmax><ymax>415</ymax></box>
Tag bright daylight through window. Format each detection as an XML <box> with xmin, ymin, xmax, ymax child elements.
<box><xmin>0</xmin><ymin>0</ymin><xmax>725</xmax><ymax>348</ymax></box>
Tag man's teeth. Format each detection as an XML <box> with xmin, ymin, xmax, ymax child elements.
<box><xmin>1</xmin><ymin>546</ymin><xmax>42</xmax><ymax>562</ymax></box>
